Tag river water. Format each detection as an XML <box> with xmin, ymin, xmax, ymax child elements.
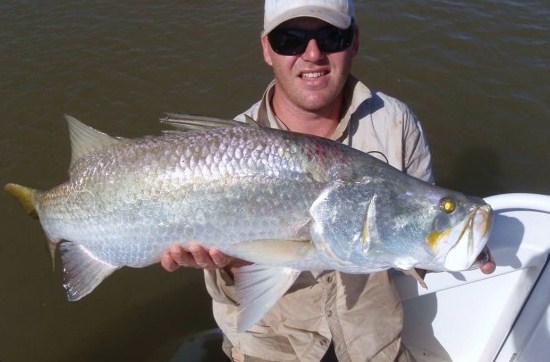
<box><xmin>0</xmin><ymin>1</ymin><xmax>548</xmax><ymax>361</ymax></box>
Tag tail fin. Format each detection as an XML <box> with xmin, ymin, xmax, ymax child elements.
<box><xmin>5</xmin><ymin>183</ymin><xmax>58</xmax><ymax>266</ymax></box>
<box><xmin>4</xmin><ymin>183</ymin><xmax>38</xmax><ymax>219</ymax></box>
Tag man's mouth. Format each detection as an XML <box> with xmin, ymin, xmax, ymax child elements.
<box><xmin>301</xmin><ymin>71</ymin><xmax>328</xmax><ymax>79</ymax></box>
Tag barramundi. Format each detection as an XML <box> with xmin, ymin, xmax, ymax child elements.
<box><xmin>5</xmin><ymin>114</ymin><xmax>492</xmax><ymax>331</ymax></box>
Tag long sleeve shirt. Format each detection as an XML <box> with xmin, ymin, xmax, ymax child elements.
<box><xmin>204</xmin><ymin>76</ymin><xmax>433</xmax><ymax>362</ymax></box>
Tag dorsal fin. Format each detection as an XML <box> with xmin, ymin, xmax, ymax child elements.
<box><xmin>65</xmin><ymin>115</ymin><xmax>120</xmax><ymax>168</ymax></box>
<box><xmin>242</xmin><ymin>115</ymin><xmax>260</xmax><ymax>127</ymax></box>
<box><xmin>159</xmin><ymin>113</ymin><xmax>258</xmax><ymax>132</ymax></box>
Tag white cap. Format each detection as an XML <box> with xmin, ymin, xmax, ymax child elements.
<box><xmin>264</xmin><ymin>0</ymin><xmax>356</xmax><ymax>35</ymax></box>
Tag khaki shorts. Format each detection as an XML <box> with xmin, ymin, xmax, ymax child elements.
<box><xmin>223</xmin><ymin>335</ymin><xmax>417</xmax><ymax>362</ymax></box>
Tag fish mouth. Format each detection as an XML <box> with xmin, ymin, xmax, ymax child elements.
<box><xmin>443</xmin><ymin>204</ymin><xmax>493</xmax><ymax>271</ymax></box>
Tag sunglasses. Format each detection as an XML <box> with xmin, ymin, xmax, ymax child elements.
<box><xmin>268</xmin><ymin>24</ymin><xmax>354</xmax><ymax>56</ymax></box>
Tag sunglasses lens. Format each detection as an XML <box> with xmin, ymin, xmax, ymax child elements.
<box><xmin>268</xmin><ymin>29</ymin><xmax>307</xmax><ymax>55</ymax></box>
<box><xmin>268</xmin><ymin>26</ymin><xmax>353</xmax><ymax>56</ymax></box>
<box><xmin>317</xmin><ymin>27</ymin><xmax>353</xmax><ymax>52</ymax></box>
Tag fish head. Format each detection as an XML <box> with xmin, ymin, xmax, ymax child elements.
<box><xmin>421</xmin><ymin>192</ymin><xmax>493</xmax><ymax>271</ymax></box>
<box><xmin>379</xmin><ymin>180</ymin><xmax>493</xmax><ymax>272</ymax></box>
<box><xmin>309</xmin><ymin>177</ymin><xmax>493</xmax><ymax>273</ymax></box>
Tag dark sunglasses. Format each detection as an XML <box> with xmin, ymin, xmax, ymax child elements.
<box><xmin>268</xmin><ymin>24</ymin><xmax>354</xmax><ymax>56</ymax></box>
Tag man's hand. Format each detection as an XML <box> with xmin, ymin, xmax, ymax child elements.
<box><xmin>160</xmin><ymin>243</ymin><xmax>250</xmax><ymax>275</ymax></box>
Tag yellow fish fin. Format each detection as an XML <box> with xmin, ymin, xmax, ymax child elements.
<box><xmin>4</xmin><ymin>183</ymin><xmax>38</xmax><ymax>219</ymax></box>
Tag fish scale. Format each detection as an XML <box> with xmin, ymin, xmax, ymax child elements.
<box><xmin>40</xmin><ymin>127</ymin><xmax>326</xmax><ymax>264</ymax></box>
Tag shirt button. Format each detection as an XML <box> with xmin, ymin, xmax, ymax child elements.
<box><xmin>327</xmin><ymin>310</ymin><xmax>333</xmax><ymax>317</ymax></box>
<box><xmin>327</xmin><ymin>276</ymin><xmax>333</xmax><ymax>283</ymax></box>
<box><xmin>320</xmin><ymin>338</ymin><xmax>329</xmax><ymax>347</ymax></box>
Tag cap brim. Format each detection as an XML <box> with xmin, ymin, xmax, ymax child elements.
<box><xmin>264</xmin><ymin>6</ymin><xmax>351</xmax><ymax>35</ymax></box>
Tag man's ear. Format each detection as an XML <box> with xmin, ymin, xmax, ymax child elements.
<box><xmin>261</xmin><ymin>35</ymin><xmax>274</xmax><ymax>66</ymax></box>
<box><xmin>351</xmin><ymin>25</ymin><xmax>359</xmax><ymax>57</ymax></box>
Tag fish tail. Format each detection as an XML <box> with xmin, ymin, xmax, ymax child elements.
<box><xmin>4</xmin><ymin>183</ymin><xmax>39</xmax><ymax>219</ymax></box>
<box><xmin>5</xmin><ymin>183</ymin><xmax>58</xmax><ymax>268</ymax></box>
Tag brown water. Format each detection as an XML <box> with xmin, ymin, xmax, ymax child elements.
<box><xmin>1</xmin><ymin>1</ymin><xmax>549</xmax><ymax>361</ymax></box>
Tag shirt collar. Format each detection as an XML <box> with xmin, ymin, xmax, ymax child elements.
<box><xmin>256</xmin><ymin>76</ymin><xmax>368</xmax><ymax>142</ymax></box>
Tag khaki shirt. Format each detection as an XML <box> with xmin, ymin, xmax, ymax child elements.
<box><xmin>204</xmin><ymin>76</ymin><xmax>433</xmax><ymax>362</ymax></box>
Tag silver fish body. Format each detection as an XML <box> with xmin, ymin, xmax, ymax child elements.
<box><xmin>40</xmin><ymin>127</ymin><xmax>327</xmax><ymax>265</ymax></box>
<box><xmin>6</xmin><ymin>115</ymin><xmax>492</xmax><ymax>330</ymax></box>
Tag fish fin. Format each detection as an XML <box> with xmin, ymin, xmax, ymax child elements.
<box><xmin>4</xmin><ymin>183</ymin><xmax>58</xmax><ymax>268</ymax></box>
<box><xmin>230</xmin><ymin>239</ymin><xmax>315</xmax><ymax>265</ymax></box>
<box><xmin>4</xmin><ymin>183</ymin><xmax>38</xmax><ymax>218</ymax></box>
<box><xmin>160</xmin><ymin>113</ymin><xmax>246</xmax><ymax>131</ymax></box>
<box><xmin>65</xmin><ymin>115</ymin><xmax>121</xmax><ymax>168</ymax></box>
<box><xmin>234</xmin><ymin>265</ymin><xmax>300</xmax><ymax>332</ymax></box>
<box><xmin>242</xmin><ymin>115</ymin><xmax>260</xmax><ymax>127</ymax></box>
<box><xmin>310</xmin><ymin>181</ymin><xmax>376</xmax><ymax>257</ymax></box>
<box><xmin>400</xmin><ymin>268</ymin><xmax>428</xmax><ymax>289</ymax></box>
<box><xmin>47</xmin><ymin>240</ymin><xmax>57</xmax><ymax>270</ymax></box>
<box><xmin>60</xmin><ymin>242</ymin><xmax>120</xmax><ymax>301</ymax></box>
<box><xmin>360</xmin><ymin>195</ymin><xmax>378</xmax><ymax>252</ymax></box>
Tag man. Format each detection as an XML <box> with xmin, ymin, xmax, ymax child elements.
<box><xmin>162</xmin><ymin>1</ymin><xmax>495</xmax><ymax>361</ymax></box>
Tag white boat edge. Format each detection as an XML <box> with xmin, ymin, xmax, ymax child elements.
<box><xmin>396</xmin><ymin>193</ymin><xmax>550</xmax><ymax>362</ymax></box>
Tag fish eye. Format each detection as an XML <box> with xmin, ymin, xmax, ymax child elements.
<box><xmin>439</xmin><ymin>197</ymin><xmax>456</xmax><ymax>214</ymax></box>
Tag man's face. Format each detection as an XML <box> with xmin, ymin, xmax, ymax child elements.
<box><xmin>261</xmin><ymin>17</ymin><xmax>359</xmax><ymax>113</ymax></box>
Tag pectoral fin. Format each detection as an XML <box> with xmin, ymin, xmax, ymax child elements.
<box><xmin>230</xmin><ymin>239</ymin><xmax>314</xmax><ymax>265</ymax></box>
<box><xmin>400</xmin><ymin>268</ymin><xmax>428</xmax><ymax>289</ymax></box>
<box><xmin>60</xmin><ymin>242</ymin><xmax>120</xmax><ymax>301</ymax></box>
<box><xmin>360</xmin><ymin>195</ymin><xmax>378</xmax><ymax>251</ymax></box>
<box><xmin>234</xmin><ymin>265</ymin><xmax>300</xmax><ymax>332</ymax></box>
<box><xmin>309</xmin><ymin>181</ymin><xmax>376</xmax><ymax>262</ymax></box>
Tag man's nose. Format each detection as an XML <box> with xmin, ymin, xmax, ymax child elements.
<box><xmin>301</xmin><ymin>39</ymin><xmax>324</xmax><ymax>61</ymax></box>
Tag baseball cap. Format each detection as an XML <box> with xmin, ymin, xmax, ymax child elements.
<box><xmin>264</xmin><ymin>0</ymin><xmax>356</xmax><ymax>35</ymax></box>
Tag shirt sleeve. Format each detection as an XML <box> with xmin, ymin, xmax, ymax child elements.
<box><xmin>204</xmin><ymin>268</ymin><xmax>239</xmax><ymax>305</ymax></box>
<box><xmin>402</xmin><ymin>108</ymin><xmax>434</xmax><ymax>183</ymax></box>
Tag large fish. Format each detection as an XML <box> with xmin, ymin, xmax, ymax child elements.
<box><xmin>5</xmin><ymin>114</ymin><xmax>492</xmax><ymax>331</ymax></box>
